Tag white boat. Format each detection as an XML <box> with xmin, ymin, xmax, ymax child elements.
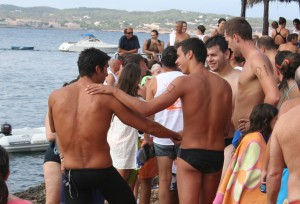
<box><xmin>0</xmin><ymin>124</ymin><xmax>49</xmax><ymax>153</ymax></box>
<box><xmin>58</xmin><ymin>34</ymin><xmax>118</xmax><ymax>53</ymax></box>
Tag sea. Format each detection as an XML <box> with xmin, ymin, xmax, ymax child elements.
<box><xmin>0</xmin><ymin>27</ymin><xmax>170</xmax><ymax>193</ymax></box>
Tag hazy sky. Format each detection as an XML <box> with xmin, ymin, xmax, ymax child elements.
<box><xmin>0</xmin><ymin>0</ymin><xmax>298</xmax><ymax>20</ymax></box>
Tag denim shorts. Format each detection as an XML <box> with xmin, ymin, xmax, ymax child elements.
<box><xmin>153</xmin><ymin>143</ymin><xmax>178</xmax><ymax>160</ymax></box>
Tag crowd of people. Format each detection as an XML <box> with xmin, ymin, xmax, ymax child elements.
<box><xmin>1</xmin><ymin>16</ymin><xmax>300</xmax><ymax>204</ymax></box>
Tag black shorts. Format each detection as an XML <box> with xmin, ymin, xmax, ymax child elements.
<box><xmin>64</xmin><ymin>167</ymin><xmax>135</xmax><ymax>204</ymax></box>
<box><xmin>178</xmin><ymin>148</ymin><xmax>224</xmax><ymax>174</ymax></box>
<box><xmin>44</xmin><ymin>141</ymin><xmax>60</xmax><ymax>164</ymax></box>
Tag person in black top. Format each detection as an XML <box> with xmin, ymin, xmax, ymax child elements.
<box><xmin>118</xmin><ymin>27</ymin><xmax>140</xmax><ymax>56</ymax></box>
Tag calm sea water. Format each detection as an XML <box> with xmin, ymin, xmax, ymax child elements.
<box><xmin>0</xmin><ymin>27</ymin><xmax>170</xmax><ymax>193</ymax></box>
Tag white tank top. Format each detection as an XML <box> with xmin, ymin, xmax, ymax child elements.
<box><xmin>104</xmin><ymin>70</ymin><xmax>118</xmax><ymax>86</ymax></box>
<box><xmin>152</xmin><ymin>71</ymin><xmax>184</xmax><ymax>145</ymax></box>
<box><xmin>197</xmin><ymin>34</ymin><xmax>208</xmax><ymax>42</ymax></box>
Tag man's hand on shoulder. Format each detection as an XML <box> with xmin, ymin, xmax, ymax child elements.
<box><xmin>86</xmin><ymin>83</ymin><xmax>116</xmax><ymax>95</ymax></box>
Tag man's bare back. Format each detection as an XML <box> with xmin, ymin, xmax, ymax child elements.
<box><xmin>268</xmin><ymin>105</ymin><xmax>300</xmax><ymax>203</ymax></box>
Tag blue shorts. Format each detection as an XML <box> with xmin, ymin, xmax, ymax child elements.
<box><xmin>154</xmin><ymin>143</ymin><xmax>178</xmax><ymax>160</ymax></box>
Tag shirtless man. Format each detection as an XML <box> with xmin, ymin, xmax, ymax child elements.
<box><xmin>224</xmin><ymin>17</ymin><xmax>279</xmax><ymax>135</ymax></box>
<box><xmin>143</xmin><ymin>30</ymin><xmax>164</xmax><ymax>60</ymax></box>
<box><xmin>256</xmin><ymin>35</ymin><xmax>278</xmax><ymax>80</ymax></box>
<box><xmin>168</xmin><ymin>21</ymin><xmax>190</xmax><ymax>46</ymax></box>
<box><xmin>87</xmin><ymin>38</ymin><xmax>232</xmax><ymax>204</ymax></box>
<box><xmin>272</xmin><ymin>17</ymin><xmax>290</xmax><ymax>48</ymax></box>
<box><xmin>205</xmin><ymin>35</ymin><xmax>240</xmax><ymax>145</ymax></box>
<box><xmin>48</xmin><ymin>48</ymin><xmax>180</xmax><ymax>203</ymax></box>
<box><xmin>278</xmin><ymin>33</ymin><xmax>299</xmax><ymax>53</ymax></box>
<box><xmin>104</xmin><ymin>59</ymin><xmax>120</xmax><ymax>86</ymax></box>
<box><xmin>205</xmin><ymin>36</ymin><xmax>240</xmax><ymax>181</ymax></box>
<box><xmin>267</xmin><ymin>67</ymin><xmax>300</xmax><ymax>204</ymax></box>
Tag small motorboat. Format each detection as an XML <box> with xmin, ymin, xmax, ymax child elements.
<box><xmin>0</xmin><ymin>123</ymin><xmax>49</xmax><ymax>153</ymax></box>
<box><xmin>58</xmin><ymin>34</ymin><xmax>118</xmax><ymax>53</ymax></box>
<box><xmin>11</xmin><ymin>46</ymin><xmax>34</xmax><ymax>50</ymax></box>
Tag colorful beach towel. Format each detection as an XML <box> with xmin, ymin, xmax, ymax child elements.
<box><xmin>213</xmin><ymin>132</ymin><xmax>267</xmax><ymax>204</ymax></box>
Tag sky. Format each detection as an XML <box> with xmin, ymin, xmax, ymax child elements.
<box><xmin>0</xmin><ymin>0</ymin><xmax>298</xmax><ymax>20</ymax></box>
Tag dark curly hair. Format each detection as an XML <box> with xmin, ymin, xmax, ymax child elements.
<box><xmin>161</xmin><ymin>46</ymin><xmax>177</xmax><ymax>69</ymax></box>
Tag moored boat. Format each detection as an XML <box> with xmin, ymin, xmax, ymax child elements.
<box><xmin>0</xmin><ymin>123</ymin><xmax>48</xmax><ymax>153</ymax></box>
<box><xmin>58</xmin><ymin>34</ymin><xmax>118</xmax><ymax>53</ymax></box>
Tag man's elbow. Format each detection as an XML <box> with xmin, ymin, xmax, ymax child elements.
<box><xmin>265</xmin><ymin>93</ymin><xmax>280</xmax><ymax>106</ymax></box>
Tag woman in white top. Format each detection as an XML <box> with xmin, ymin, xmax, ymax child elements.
<box><xmin>107</xmin><ymin>63</ymin><xmax>142</xmax><ymax>186</ymax></box>
<box><xmin>196</xmin><ymin>25</ymin><xmax>209</xmax><ymax>43</ymax></box>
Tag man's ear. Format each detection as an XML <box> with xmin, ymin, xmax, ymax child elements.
<box><xmin>225</xmin><ymin>49</ymin><xmax>231</xmax><ymax>60</ymax></box>
<box><xmin>233</xmin><ymin>33</ymin><xmax>239</xmax><ymax>43</ymax></box>
<box><xmin>95</xmin><ymin>65</ymin><xmax>102</xmax><ymax>73</ymax></box>
<box><xmin>187</xmin><ymin>50</ymin><xmax>193</xmax><ymax>59</ymax></box>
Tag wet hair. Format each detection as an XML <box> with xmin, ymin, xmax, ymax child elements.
<box><xmin>275</xmin><ymin>50</ymin><xmax>292</xmax><ymax>68</ymax></box>
<box><xmin>257</xmin><ymin>35</ymin><xmax>277</xmax><ymax>50</ymax></box>
<box><xmin>197</xmin><ymin>25</ymin><xmax>206</xmax><ymax>34</ymax></box>
<box><xmin>123</xmin><ymin>54</ymin><xmax>144</xmax><ymax>67</ymax></box>
<box><xmin>218</xmin><ymin>18</ymin><xmax>226</xmax><ymax>25</ymax></box>
<box><xmin>63</xmin><ymin>76</ymin><xmax>80</xmax><ymax>87</ymax></box>
<box><xmin>271</xmin><ymin>21</ymin><xmax>278</xmax><ymax>29</ymax></box>
<box><xmin>161</xmin><ymin>46</ymin><xmax>177</xmax><ymax>69</ymax></box>
<box><xmin>77</xmin><ymin>48</ymin><xmax>110</xmax><ymax>77</ymax></box>
<box><xmin>239</xmin><ymin>104</ymin><xmax>278</xmax><ymax>145</ymax></box>
<box><xmin>224</xmin><ymin>17</ymin><xmax>252</xmax><ymax>41</ymax></box>
<box><xmin>117</xmin><ymin>63</ymin><xmax>141</xmax><ymax>97</ymax></box>
<box><xmin>278</xmin><ymin>53</ymin><xmax>300</xmax><ymax>90</ymax></box>
<box><xmin>151</xmin><ymin>29</ymin><xmax>158</xmax><ymax>36</ymax></box>
<box><xmin>278</xmin><ymin>17</ymin><xmax>286</xmax><ymax>25</ymax></box>
<box><xmin>176</xmin><ymin>38</ymin><xmax>207</xmax><ymax>64</ymax></box>
<box><xmin>287</xmin><ymin>33</ymin><xmax>298</xmax><ymax>42</ymax></box>
<box><xmin>205</xmin><ymin>35</ymin><xmax>228</xmax><ymax>53</ymax></box>
<box><xmin>0</xmin><ymin>145</ymin><xmax>9</xmax><ymax>204</ymax></box>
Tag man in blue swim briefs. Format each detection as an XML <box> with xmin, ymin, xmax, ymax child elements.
<box><xmin>48</xmin><ymin>48</ymin><xmax>181</xmax><ymax>204</ymax></box>
<box><xmin>86</xmin><ymin>38</ymin><xmax>232</xmax><ymax>204</ymax></box>
<box><xmin>224</xmin><ymin>18</ymin><xmax>279</xmax><ymax>142</ymax></box>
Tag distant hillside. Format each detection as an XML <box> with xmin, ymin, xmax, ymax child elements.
<box><xmin>0</xmin><ymin>4</ymin><xmax>271</xmax><ymax>32</ymax></box>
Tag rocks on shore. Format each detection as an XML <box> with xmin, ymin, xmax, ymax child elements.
<box><xmin>14</xmin><ymin>183</ymin><xmax>159</xmax><ymax>204</ymax></box>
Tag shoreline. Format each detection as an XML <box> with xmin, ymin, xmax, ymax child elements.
<box><xmin>0</xmin><ymin>25</ymin><xmax>173</xmax><ymax>34</ymax></box>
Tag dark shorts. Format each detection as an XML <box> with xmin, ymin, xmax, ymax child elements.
<box><xmin>64</xmin><ymin>167</ymin><xmax>135</xmax><ymax>204</ymax></box>
<box><xmin>44</xmin><ymin>141</ymin><xmax>60</xmax><ymax>164</ymax></box>
<box><xmin>177</xmin><ymin>148</ymin><xmax>224</xmax><ymax>174</ymax></box>
<box><xmin>154</xmin><ymin>143</ymin><xmax>178</xmax><ymax>160</ymax></box>
<box><xmin>224</xmin><ymin>138</ymin><xmax>233</xmax><ymax>147</ymax></box>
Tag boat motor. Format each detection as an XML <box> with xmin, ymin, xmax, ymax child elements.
<box><xmin>1</xmin><ymin>123</ymin><xmax>12</xmax><ymax>136</ymax></box>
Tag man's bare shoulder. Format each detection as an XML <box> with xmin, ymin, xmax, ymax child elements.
<box><xmin>279</xmin><ymin>97</ymin><xmax>300</xmax><ymax>116</ymax></box>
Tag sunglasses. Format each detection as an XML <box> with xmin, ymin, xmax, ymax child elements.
<box><xmin>127</xmin><ymin>32</ymin><xmax>133</xmax><ymax>35</ymax></box>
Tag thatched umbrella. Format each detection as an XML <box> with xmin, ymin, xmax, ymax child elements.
<box><xmin>241</xmin><ymin>0</ymin><xmax>300</xmax><ymax>35</ymax></box>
